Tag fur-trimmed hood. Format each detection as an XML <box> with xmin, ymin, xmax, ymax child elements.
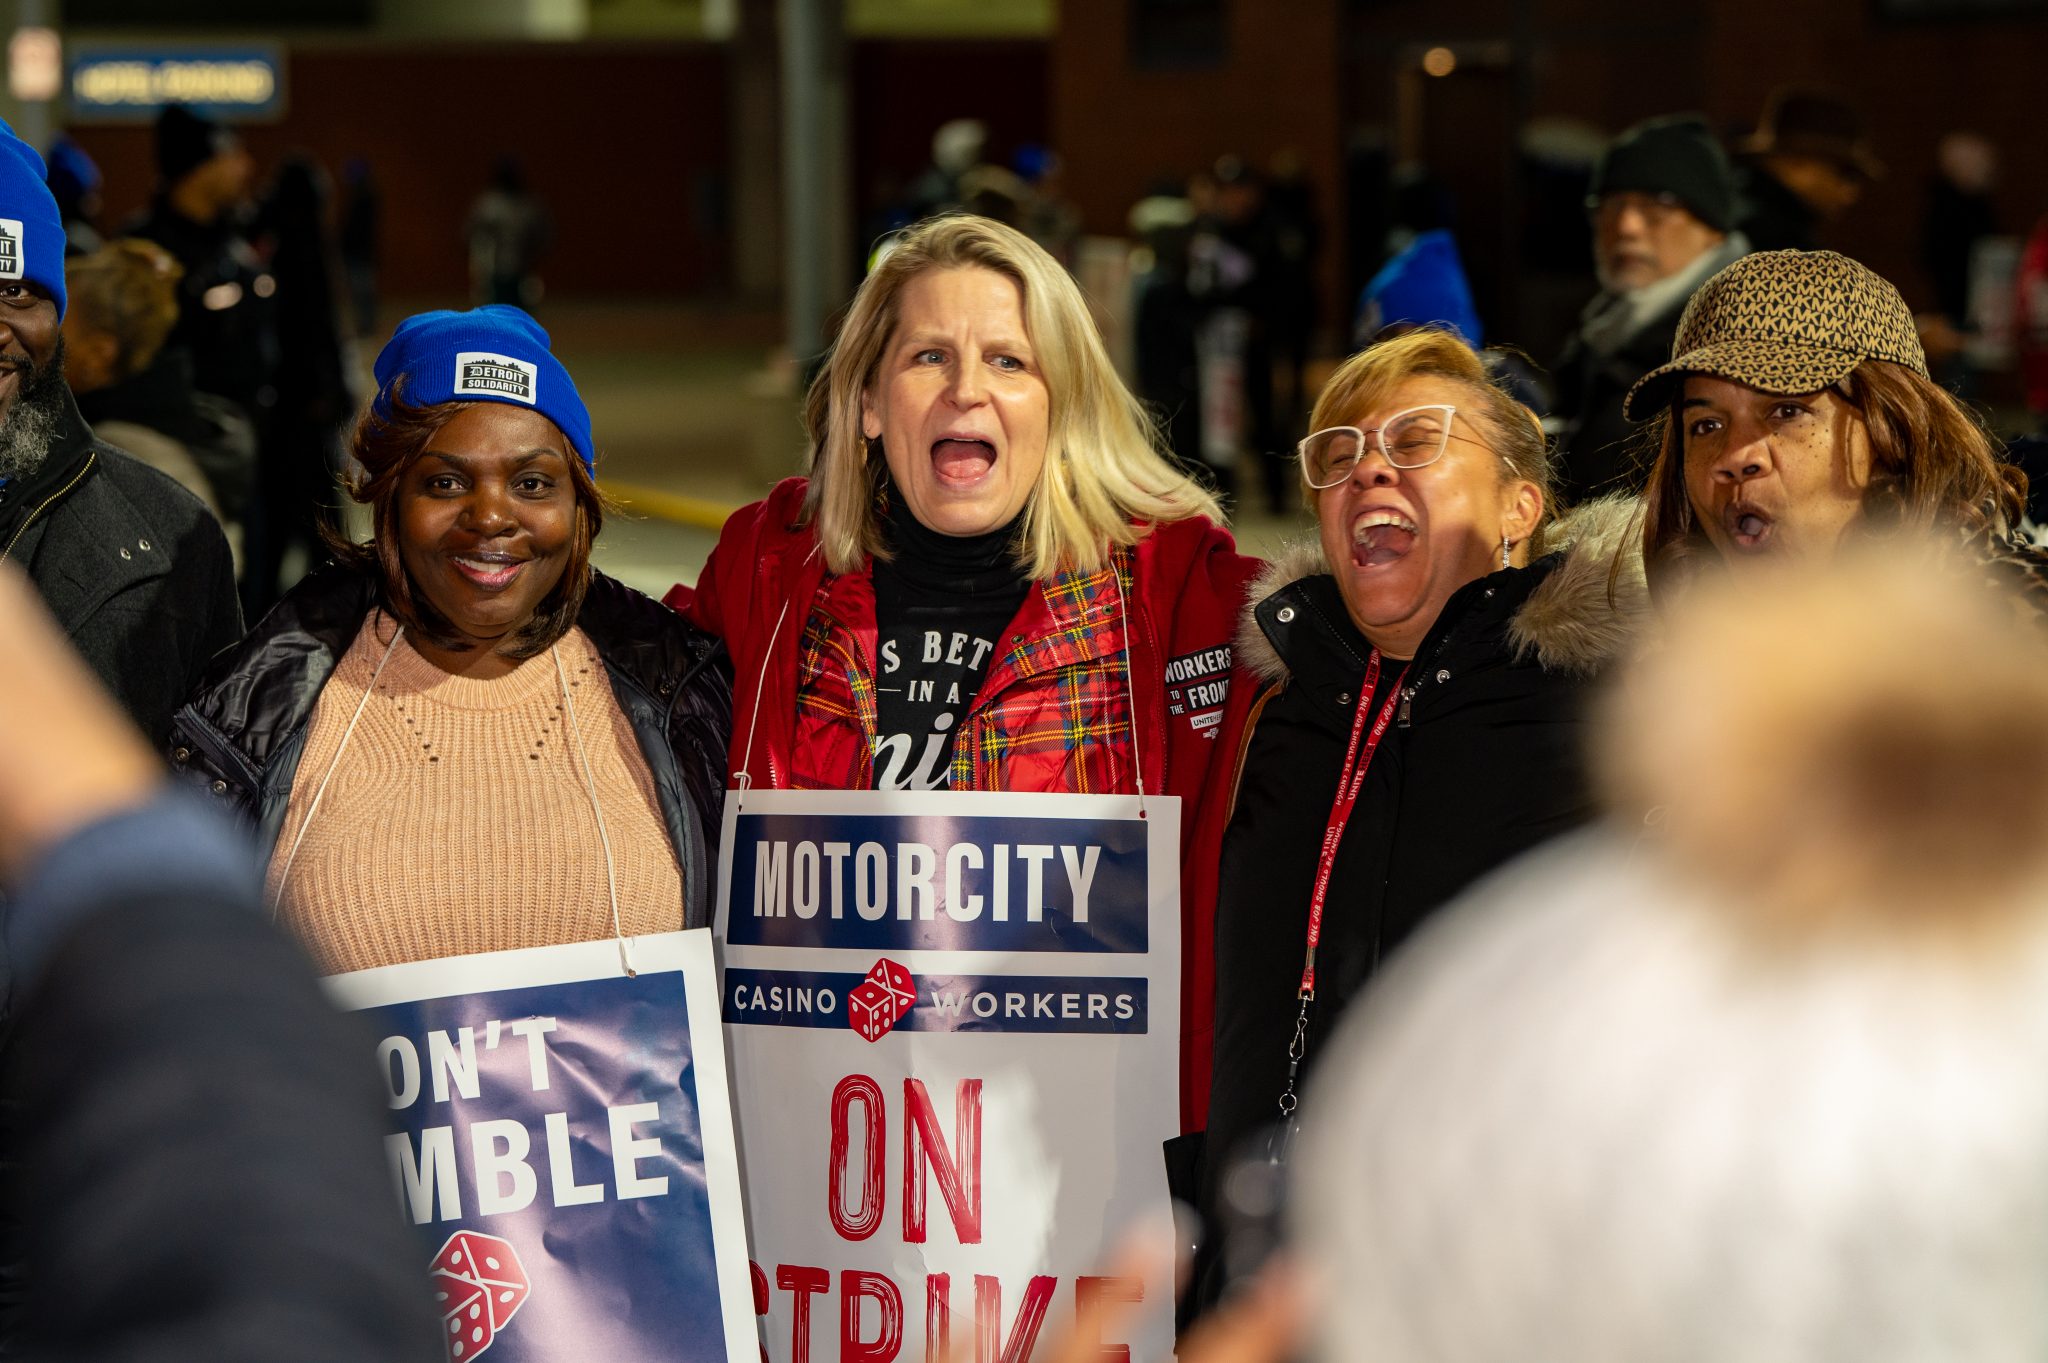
<box><xmin>1236</xmin><ymin>494</ymin><xmax>1648</xmax><ymax>684</ymax></box>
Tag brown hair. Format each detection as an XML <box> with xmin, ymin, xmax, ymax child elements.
<box><xmin>325</xmin><ymin>384</ymin><xmax>603</xmax><ymax>659</ymax></box>
<box><xmin>66</xmin><ymin>239</ymin><xmax>183</xmax><ymax>382</ymax></box>
<box><xmin>1307</xmin><ymin>327</ymin><xmax>1557</xmax><ymax>548</ymax></box>
<box><xmin>1640</xmin><ymin>359</ymin><xmax>2028</xmax><ymax>597</ymax></box>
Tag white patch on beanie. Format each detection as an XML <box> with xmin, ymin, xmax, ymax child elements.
<box><xmin>452</xmin><ymin>351</ymin><xmax>537</xmax><ymax>403</ymax></box>
<box><xmin>0</xmin><ymin>219</ymin><xmax>23</xmax><ymax>281</ymax></box>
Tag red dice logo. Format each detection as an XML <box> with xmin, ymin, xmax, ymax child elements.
<box><xmin>846</xmin><ymin>957</ymin><xmax>918</xmax><ymax>1042</ymax></box>
<box><xmin>430</xmin><ymin>1230</ymin><xmax>531</xmax><ymax>1360</ymax></box>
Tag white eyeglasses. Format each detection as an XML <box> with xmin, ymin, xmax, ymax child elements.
<box><xmin>1297</xmin><ymin>404</ymin><xmax>1488</xmax><ymax>489</ymax></box>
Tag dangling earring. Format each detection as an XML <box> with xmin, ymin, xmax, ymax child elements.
<box><xmin>1500</xmin><ymin>534</ymin><xmax>1512</xmax><ymax>570</ymax></box>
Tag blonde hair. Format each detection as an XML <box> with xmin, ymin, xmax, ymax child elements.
<box><xmin>66</xmin><ymin>238</ymin><xmax>184</xmax><ymax>382</ymax></box>
<box><xmin>1307</xmin><ymin>328</ymin><xmax>1556</xmax><ymax>548</ymax></box>
<box><xmin>801</xmin><ymin>214</ymin><xmax>1222</xmax><ymax>578</ymax></box>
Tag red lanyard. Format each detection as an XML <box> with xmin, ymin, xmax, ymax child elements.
<box><xmin>1298</xmin><ymin>648</ymin><xmax>1407</xmax><ymax>999</ymax></box>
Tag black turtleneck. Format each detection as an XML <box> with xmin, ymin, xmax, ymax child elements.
<box><xmin>869</xmin><ymin>494</ymin><xmax>1031</xmax><ymax>790</ymax></box>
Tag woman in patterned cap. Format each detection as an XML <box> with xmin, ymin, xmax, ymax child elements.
<box><xmin>1625</xmin><ymin>248</ymin><xmax>2035</xmax><ymax>597</ymax></box>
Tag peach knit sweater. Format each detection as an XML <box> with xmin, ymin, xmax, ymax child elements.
<box><xmin>268</xmin><ymin>615</ymin><xmax>684</xmax><ymax>975</ymax></box>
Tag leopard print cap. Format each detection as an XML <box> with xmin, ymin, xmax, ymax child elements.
<box><xmin>1622</xmin><ymin>249</ymin><xmax>1929</xmax><ymax>422</ymax></box>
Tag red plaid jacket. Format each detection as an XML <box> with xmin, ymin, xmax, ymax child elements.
<box><xmin>668</xmin><ymin>478</ymin><xmax>1260</xmax><ymax>1131</ymax></box>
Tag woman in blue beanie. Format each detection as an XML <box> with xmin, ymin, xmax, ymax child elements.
<box><xmin>166</xmin><ymin>305</ymin><xmax>733</xmax><ymax>972</ymax></box>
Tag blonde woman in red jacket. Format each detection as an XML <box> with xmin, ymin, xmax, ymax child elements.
<box><xmin>666</xmin><ymin>213</ymin><xmax>1259</xmax><ymax>1132</ymax></box>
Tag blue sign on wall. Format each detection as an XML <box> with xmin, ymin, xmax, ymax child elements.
<box><xmin>68</xmin><ymin>45</ymin><xmax>286</xmax><ymax>122</ymax></box>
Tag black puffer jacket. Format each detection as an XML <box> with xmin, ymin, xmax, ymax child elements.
<box><xmin>164</xmin><ymin>563</ymin><xmax>733</xmax><ymax>927</ymax></box>
<box><xmin>1188</xmin><ymin>498</ymin><xmax>1648</xmax><ymax>1312</ymax></box>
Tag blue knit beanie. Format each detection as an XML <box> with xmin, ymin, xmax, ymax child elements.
<box><xmin>372</xmin><ymin>306</ymin><xmax>594</xmax><ymax>470</ymax></box>
<box><xmin>0</xmin><ymin>119</ymin><xmax>67</xmax><ymax>319</ymax></box>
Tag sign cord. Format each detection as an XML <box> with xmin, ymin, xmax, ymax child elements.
<box><xmin>556</xmin><ymin>643</ymin><xmax>635</xmax><ymax>977</ymax></box>
<box><xmin>268</xmin><ymin>615</ymin><xmax>405</xmax><ymax>921</ymax></box>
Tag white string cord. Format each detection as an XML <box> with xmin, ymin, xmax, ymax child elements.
<box><xmin>269</xmin><ymin>620</ymin><xmax>406</xmax><ymax>920</ymax></box>
<box><xmin>556</xmin><ymin>643</ymin><xmax>635</xmax><ymax>977</ymax></box>
<box><xmin>733</xmin><ymin>587</ymin><xmax>799</xmax><ymax>810</ymax></box>
<box><xmin>1115</xmin><ymin>565</ymin><xmax>1149</xmax><ymax>819</ymax></box>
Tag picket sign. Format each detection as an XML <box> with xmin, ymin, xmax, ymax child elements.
<box><xmin>327</xmin><ymin>930</ymin><xmax>756</xmax><ymax>1363</ymax></box>
<box><xmin>716</xmin><ymin>789</ymin><xmax>1181</xmax><ymax>1363</ymax></box>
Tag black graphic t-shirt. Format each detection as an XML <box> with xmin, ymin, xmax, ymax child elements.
<box><xmin>870</xmin><ymin>499</ymin><xmax>1030</xmax><ymax>790</ymax></box>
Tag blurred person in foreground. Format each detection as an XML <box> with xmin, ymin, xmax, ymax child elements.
<box><xmin>1624</xmin><ymin>248</ymin><xmax>2042</xmax><ymax>600</ymax></box>
<box><xmin>1296</xmin><ymin>542</ymin><xmax>2048</xmax><ymax>1363</ymax></box>
<box><xmin>1186</xmin><ymin>326</ymin><xmax>1647</xmax><ymax>1314</ymax></box>
<box><xmin>1735</xmin><ymin>86</ymin><xmax>1882</xmax><ymax>254</ymax></box>
<box><xmin>0</xmin><ymin>561</ymin><xmax>442</xmax><ymax>1362</ymax></box>
<box><xmin>63</xmin><ymin>238</ymin><xmax>257</xmax><ymax>541</ymax></box>
<box><xmin>169</xmin><ymin>306</ymin><xmax>731</xmax><ymax>973</ymax></box>
<box><xmin>0</xmin><ymin>120</ymin><xmax>241</xmax><ymax>747</ymax></box>
<box><xmin>666</xmin><ymin>213</ymin><xmax>1259</xmax><ymax>1131</ymax></box>
<box><xmin>1551</xmin><ymin>115</ymin><xmax>1750</xmax><ymax>501</ymax></box>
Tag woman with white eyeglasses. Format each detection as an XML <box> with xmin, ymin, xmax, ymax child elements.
<box><xmin>1180</xmin><ymin>326</ymin><xmax>1648</xmax><ymax>1318</ymax></box>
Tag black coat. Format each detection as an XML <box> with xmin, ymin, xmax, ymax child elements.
<box><xmin>1</xmin><ymin>386</ymin><xmax>242</xmax><ymax>747</ymax></box>
<box><xmin>4</xmin><ymin>800</ymin><xmax>444</xmax><ymax>1362</ymax></box>
<box><xmin>1192</xmin><ymin>502</ymin><xmax>1646</xmax><ymax>1306</ymax></box>
<box><xmin>1736</xmin><ymin>163</ymin><xmax>1820</xmax><ymax>254</ymax></box>
<box><xmin>1549</xmin><ymin>297</ymin><xmax>1686</xmax><ymax>503</ymax></box>
<box><xmin>165</xmin><ymin>563</ymin><xmax>735</xmax><ymax>928</ymax></box>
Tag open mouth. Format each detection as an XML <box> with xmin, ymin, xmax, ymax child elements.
<box><xmin>931</xmin><ymin>436</ymin><xmax>996</xmax><ymax>487</ymax></box>
<box><xmin>1349</xmin><ymin>508</ymin><xmax>1418</xmax><ymax>568</ymax></box>
<box><xmin>451</xmin><ymin>552</ymin><xmax>529</xmax><ymax>590</ymax></box>
<box><xmin>1725</xmin><ymin>505</ymin><xmax>1775</xmax><ymax>552</ymax></box>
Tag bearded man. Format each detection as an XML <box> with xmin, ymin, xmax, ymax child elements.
<box><xmin>0</xmin><ymin>119</ymin><xmax>238</xmax><ymax>745</ymax></box>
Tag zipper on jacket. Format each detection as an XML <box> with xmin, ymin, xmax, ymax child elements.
<box><xmin>1396</xmin><ymin>629</ymin><xmax>1456</xmax><ymax>729</ymax></box>
<box><xmin>0</xmin><ymin>450</ymin><xmax>95</xmax><ymax>566</ymax></box>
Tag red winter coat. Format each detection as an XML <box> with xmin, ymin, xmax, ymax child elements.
<box><xmin>667</xmin><ymin>477</ymin><xmax>1261</xmax><ymax>1131</ymax></box>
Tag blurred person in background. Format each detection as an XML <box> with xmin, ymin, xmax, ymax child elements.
<box><xmin>1193</xmin><ymin>155</ymin><xmax>1288</xmax><ymax>512</ymax></box>
<box><xmin>2013</xmin><ymin>213</ymin><xmax>2048</xmax><ymax>436</ymax></box>
<box><xmin>1013</xmin><ymin>143</ymin><xmax>1082</xmax><ymax>269</ymax></box>
<box><xmin>0</xmin><ymin>561</ymin><xmax>442</xmax><ymax>1363</ymax></box>
<box><xmin>1734</xmin><ymin>86</ymin><xmax>1882</xmax><ymax>254</ymax></box>
<box><xmin>1920</xmin><ymin>131</ymin><xmax>1999</xmax><ymax>338</ymax></box>
<box><xmin>339</xmin><ymin>157</ymin><xmax>381</xmax><ymax>337</ymax></box>
<box><xmin>1550</xmin><ymin>115</ymin><xmax>1749</xmax><ymax>503</ymax></box>
<box><xmin>168</xmin><ymin>306</ymin><xmax>731</xmax><ymax>974</ymax></box>
<box><xmin>1186</xmin><ymin>327</ymin><xmax>1646</xmax><ymax>1316</ymax></box>
<box><xmin>1296</xmin><ymin>543</ymin><xmax>2048</xmax><ymax>1363</ymax></box>
<box><xmin>466</xmin><ymin>155</ymin><xmax>551</xmax><ymax>312</ymax></box>
<box><xmin>1624</xmin><ymin>249</ymin><xmax>2041</xmax><ymax>601</ymax></box>
<box><xmin>1264</xmin><ymin>149</ymin><xmax>1322</xmax><ymax>448</ymax></box>
<box><xmin>1918</xmin><ymin>131</ymin><xmax>2000</xmax><ymax>396</ymax></box>
<box><xmin>1352</xmin><ymin>228</ymin><xmax>1484</xmax><ymax>349</ymax></box>
<box><xmin>0</xmin><ymin>121</ymin><xmax>240</xmax><ymax>748</ymax></box>
<box><xmin>667</xmin><ymin>212</ymin><xmax>1258</xmax><ymax>1128</ymax></box>
<box><xmin>125</xmin><ymin>105</ymin><xmax>277</xmax><ymax>458</ymax></box>
<box><xmin>64</xmin><ymin>238</ymin><xmax>257</xmax><ymax>547</ymax></box>
<box><xmin>904</xmin><ymin>118</ymin><xmax>989</xmax><ymax>222</ymax></box>
<box><xmin>41</xmin><ymin>135</ymin><xmax>102</xmax><ymax>259</ymax></box>
<box><xmin>243</xmin><ymin>154</ymin><xmax>358</xmax><ymax>613</ymax></box>
<box><xmin>1130</xmin><ymin>188</ymin><xmax>1207</xmax><ymax>486</ymax></box>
